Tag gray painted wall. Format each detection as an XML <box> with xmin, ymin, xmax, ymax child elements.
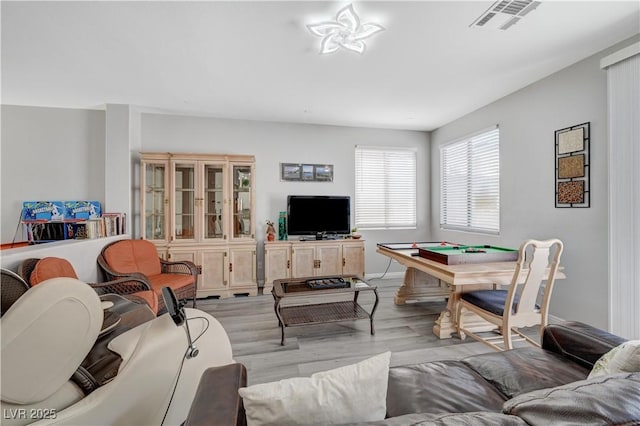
<box><xmin>430</xmin><ymin>35</ymin><xmax>639</xmax><ymax>329</ymax></box>
<box><xmin>1</xmin><ymin>105</ymin><xmax>105</xmax><ymax>243</ymax></box>
<box><xmin>140</xmin><ymin>113</ymin><xmax>431</xmax><ymax>279</ymax></box>
<box><xmin>2</xmin><ymin>36</ymin><xmax>637</xmax><ymax>327</ymax></box>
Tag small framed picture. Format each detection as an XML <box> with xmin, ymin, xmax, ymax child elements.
<box><xmin>314</xmin><ymin>165</ymin><xmax>334</xmax><ymax>182</ymax></box>
<box><xmin>281</xmin><ymin>163</ymin><xmax>301</xmax><ymax>181</ymax></box>
<box><xmin>558</xmin><ymin>128</ymin><xmax>584</xmax><ymax>154</ymax></box>
<box><xmin>302</xmin><ymin>165</ymin><xmax>315</xmax><ymax>181</ymax></box>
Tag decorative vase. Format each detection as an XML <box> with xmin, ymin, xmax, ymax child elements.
<box><xmin>278</xmin><ymin>211</ymin><xmax>287</xmax><ymax>240</ymax></box>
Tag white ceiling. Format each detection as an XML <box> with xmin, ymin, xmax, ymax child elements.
<box><xmin>2</xmin><ymin>1</ymin><xmax>639</xmax><ymax>131</ymax></box>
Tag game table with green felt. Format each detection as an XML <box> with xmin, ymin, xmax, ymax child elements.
<box><xmin>418</xmin><ymin>245</ymin><xmax>519</xmax><ymax>265</ymax></box>
<box><xmin>376</xmin><ymin>241</ymin><xmax>565</xmax><ymax>339</ymax></box>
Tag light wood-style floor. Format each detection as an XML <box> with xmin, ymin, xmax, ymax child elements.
<box><xmin>196</xmin><ymin>278</ymin><xmax>495</xmax><ymax>385</ymax></box>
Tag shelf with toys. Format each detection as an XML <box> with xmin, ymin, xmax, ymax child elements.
<box><xmin>20</xmin><ymin>201</ymin><xmax>126</xmax><ymax>244</ymax></box>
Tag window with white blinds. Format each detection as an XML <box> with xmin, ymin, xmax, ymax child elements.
<box><xmin>355</xmin><ymin>146</ymin><xmax>417</xmax><ymax>230</ymax></box>
<box><xmin>440</xmin><ymin>126</ymin><xmax>500</xmax><ymax>234</ymax></box>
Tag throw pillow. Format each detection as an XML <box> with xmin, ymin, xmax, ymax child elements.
<box><xmin>238</xmin><ymin>351</ymin><xmax>391</xmax><ymax>426</ymax></box>
<box><xmin>588</xmin><ymin>340</ymin><xmax>640</xmax><ymax>378</ymax></box>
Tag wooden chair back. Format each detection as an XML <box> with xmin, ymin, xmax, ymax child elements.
<box><xmin>506</xmin><ymin>238</ymin><xmax>563</xmax><ymax>326</ymax></box>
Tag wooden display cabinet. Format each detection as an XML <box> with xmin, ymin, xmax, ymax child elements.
<box><xmin>141</xmin><ymin>152</ymin><xmax>257</xmax><ymax>298</ymax></box>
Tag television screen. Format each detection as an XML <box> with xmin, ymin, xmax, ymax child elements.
<box><xmin>287</xmin><ymin>195</ymin><xmax>351</xmax><ymax>237</ymax></box>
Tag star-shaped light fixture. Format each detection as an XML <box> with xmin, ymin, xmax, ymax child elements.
<box><xmin>307</xmin><ymin>4</ymin><xmax>385</xmax><ymax>54</ymax></box>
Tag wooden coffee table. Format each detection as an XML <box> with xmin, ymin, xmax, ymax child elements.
<box><xmin>272</xmin><ymin>275</ymin><xmax>379</xmax><ymax>345</ymax></box>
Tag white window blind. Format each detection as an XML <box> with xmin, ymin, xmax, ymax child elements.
<box><xmin>605</xmin><ymin>50</ymin><xmax>640</xmax><ymax>339</ymax></box>
<box><xmin>355</xmin><ymin>146</ymin><xmax>417</xmax><ymax>229</ymax></box>
<box><xmin>440</xmin><ymin>127</ymin><xmax>500</xmax><ymax>234</ymax></box>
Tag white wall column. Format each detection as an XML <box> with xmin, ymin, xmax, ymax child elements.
<box><xmin>105</xmin><ymin>104</ymin><xmax>140</xmax><ymax>235</ymax></box>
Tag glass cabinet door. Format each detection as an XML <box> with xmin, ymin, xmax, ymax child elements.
<box><xmin>173</xmin><ymin>162</ymin><xmax>196</xmax><ymax>240</ymax></box>
<box><xmin>204</xmin><ymin>164</ymin><xmax>225</xmax><ymax>240</ymax></box>
<box><xmin>143</xmin><ymin>162</ymin><xmax>167</xmax><ymax>241</ymax></box>
<box><xmin>232</xmin><ymin>164</ymin><xmax>253</xmax><ymax>239</ymax></box>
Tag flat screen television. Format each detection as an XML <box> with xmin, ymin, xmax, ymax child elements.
<box><xmin>287</xmin><ymin>195</ymin><xmax>351</xmax><ymax>238</ymax></box>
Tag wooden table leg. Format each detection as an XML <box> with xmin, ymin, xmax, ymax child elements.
<box><xmin>273</xmin><ymin>294</ymin><xmax>286</xmax><ymax>345</ymax></box>
<box><xmin>433</xmin><ymin>283</ymin><xmax>498</xmax><ymax>339</ymax></box>
<box><xmin>394</xmin><ymin>267</ymin><xmax>449</xmax><ymax>304</ymax></box>
<box><xmin>433</xmin><ymin>288</ymin><xmax>458</xmax><ymax>339</ymax></box>
<box><xmin>369</xmin><ymin>288</ymin><xmax>379</xmax><ymax>335</ymax></box>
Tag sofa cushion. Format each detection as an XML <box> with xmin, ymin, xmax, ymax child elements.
<box><xmin>462</xmin><ymin>347</ymin><xmax>589</xmax><ymax>399</ymax></box>
<box><xmin>128</xmin><ymin>291</ymin><xmax>159</xmax><ymax>314</ymax></box>
<box><xmin>103</xmin><ymin>240</ymin><xmax>161</xmax><ymax>277</ymax></box>
<box><xmin>503</xmin><ymin>372</ymin><xmax>640</xmax><ymax>425</ymax></box>
<box><xmin>386</xmin><ymin>360</ymin><xmax>507</xmax><ymax>417</ymax></box>
<box><xmin>460</xmin><ymin>290</ymin><xmax>518</xmax><ymax>316</ymax></box>
<box><xmin>542</xmin><ymin>321</ymin><xmax>627</xmax><ymax>369</ymax></box>
<box><xmin>588</xmin><ymin>340</ymin><xmax>640</xmax><ymax>378</ymax></box>
<box><xmin>239</xmin><ymin>351</ymin><xmax>391</xmax><ymax>426</ymax></box>
<box><xmin>343</xmin><ymin>412</ymin><xmax>528</xmax><ymax>426</ymax></box>
<box><xmin>147</xmin><ymin>273</ymin><xmax>195</xmax><ymax>293</ymax></box>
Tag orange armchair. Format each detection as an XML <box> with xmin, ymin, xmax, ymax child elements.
<box><xmin>98</xmin><ymin>239</ymin><xmax>198</xmax><ymax>313</ymax></box>
<box><xmin>18</xmin><ymin>257</ymin><xmax>159</xmax><ymax>314</ymax></box>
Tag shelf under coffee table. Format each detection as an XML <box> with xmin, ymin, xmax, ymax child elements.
<box><xmin>272</xmin><ymin>275</ymin><xmax>379</xmax><ymax>345</ymax></box>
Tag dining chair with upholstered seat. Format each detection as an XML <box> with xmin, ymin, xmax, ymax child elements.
<box><xmin>97</xmin><ymin>239</ymin><xmax>198</xmax><ymax>313</ymax></box>
<box><xmin>456</xmin><ymin>238</ymin><xmax>564</xmax><ymax>351</ymax></box>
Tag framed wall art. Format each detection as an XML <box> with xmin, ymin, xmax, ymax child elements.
<box><xmin>281</xmin><ymin>163</ymin><xmax>302</xmax><ymax>181</ymax></box>
<box><xmin>555</xmin><ymin>122</ymin><xmax>590</xmax><ymax>208</ymax></box>
<box><xmin>280</xmin><ymin>163</ymin><xmax>333</xmax><ymax>182</ymax></box>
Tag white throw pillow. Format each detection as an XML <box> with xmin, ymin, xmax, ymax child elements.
<box><xmin>588</xmin><ymin>340</ymin><xmax>640</xmax><ymax>378</ymax></box>
<box><xmin>238</xmin><ymin>351</ymin><xmax>391</xmax><ymax>426</ymax></box>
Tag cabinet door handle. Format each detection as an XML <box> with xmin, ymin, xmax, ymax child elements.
<box><xmin>229</xmin><ymin>263</ymin><xmax>233</xmax><ymax>272</ymax></box>
<box><xmin>342</xmin><ymin>258</ymin><xmax>346</xmax><ymax>266</ymax></box>
<box><xmin>287</xmin><ymin>260</ymin><xmax>290</xmax><ymax>269</ymax></box>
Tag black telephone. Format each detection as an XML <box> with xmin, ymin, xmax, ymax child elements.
<box><xmin>161</xmin><ymin>287</ymin><xmax>198</xmax><ymax>358</ymax></box>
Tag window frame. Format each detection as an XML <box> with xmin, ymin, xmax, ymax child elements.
<box><xmin>355</xmin><ymin>145</ymin><xmax>417</xmax><ymax>230</ymax></box>
<box><xmin>440</xmin><ymin>126</ymin><xmax>500</xmax><ymax>235</ymax></box>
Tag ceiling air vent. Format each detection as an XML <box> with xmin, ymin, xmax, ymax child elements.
<box><xmin>470</xmin><ymin>0</ymin><xmax>540</xmax><ymax>30</ymax></box>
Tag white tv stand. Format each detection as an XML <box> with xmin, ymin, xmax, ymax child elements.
<box><xmin>263</xmin><ymin>238</ymin><xmax>365</xmax><ymax>294</ymax></box>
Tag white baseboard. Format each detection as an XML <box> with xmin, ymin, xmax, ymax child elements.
<box><xmin>364</xmin><ymin>271</ymin><xmax>404</xmax><ymax>281</ymax></box>
<box><xmin>549</xmin><ymin>314</ymin><xmax>565</xmax><ymax>324</ymax></box>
